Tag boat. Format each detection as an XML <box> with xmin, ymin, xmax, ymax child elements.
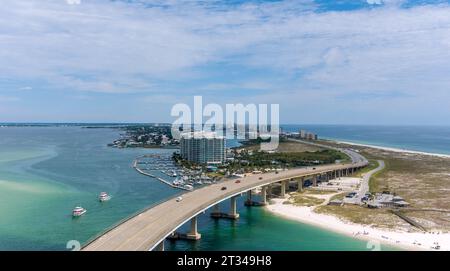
<box><xmin>72</xmin><ymin>207</ymin><xmax>87</xmax><ymax>217</ymax></box>
<box><xmin>99</xmin><ymin>192</ymin><xmax>111</xmax><ymax>202</ymax></box>
<box><xmin>184</xmin><ymin>184</ymin><xmax>194</xmax><ymax>191</ymax></box>
<box><xmin>173</xmin><ymin>178</ymin><xmax>185</xmax><ymax>186</ymax></box>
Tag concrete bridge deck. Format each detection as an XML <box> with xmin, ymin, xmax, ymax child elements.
<box><xmin>83</xmin><ymin>150</ymin><xmax>367</xmax><ymax>251</ymax></box>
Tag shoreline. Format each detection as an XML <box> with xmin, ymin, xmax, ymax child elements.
<box><xmin>265</xmin><ymin>198</ymin><xmax>448</xmax><ymax>251</ymax></box>
<box><xmin>264</xmin><ymin>139</ymin><xmax>450</xmax><ymax>251</ymax></box>
<box><xmin>332</xmin><ymin>140</ymin><xmax>450</xmax><ymax>159</ymax></box>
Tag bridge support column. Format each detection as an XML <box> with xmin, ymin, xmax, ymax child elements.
<box><xmin>246</xmin><ymin>190</ymin><xmax>252</xmax><ymax>203</ymax></box>
<box><xmin>210</xmin><ymin>204</ymin><xmax>221</xmax><ymax>217</ymax></box>
<box><xmin>312</xmin><ymin>175</ymin><xmax>317</xmax><ymax>187</ymax></box>
<box><xmin>186</xmin><ymin>216</ymin><xmax>201</xmax><ymax>240</ymax></box>
<box><xmin>154</xmin><ymin>241</ymin><xmax>165</xmax><ymax>251</ymax></box>
<box><xmin>280</xmin><ymin>180</ymin><xmax>287</xmax><ymax>197</ymax></box>
<box><xmin>261</xmin><ymin>186</ymin><xmax>267</xmax><ymax>205</ymax></box>
<box><xmin>229</xmin><ymin>196</ymin><xmax>240</xmax><ymax>219</ymax></box>
<box><xmin>213</xmin><ymin>204</ymin><xmax>220</xmax><ymax>213</ymax></box>
<box><xmin>297</xmin><ymin>177</ymin><xmax>304</xmax><ymax>192</ymax></box>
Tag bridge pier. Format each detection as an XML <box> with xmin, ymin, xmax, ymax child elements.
<box><xmin>297</xmin><ymin>177</ymin><xmax>304</xmax><ymax>192</ymax></box>
<box><xmin>210</xmin><ymin>204</ymin><xmax>221</xmax><ymax>217</ymax></box>
<box><xmin>229</xmin><ymin>196</ymin><xmax>240</xmax><ymax>219</ymax></box>
<box><xmin>245</xmin><ymin>190</ymin><xmax>252</xmax><ymax>205</ymax></box>
<box><xmin>261</xmin><ymin>186</ymin><xmax>267</xmax><ymax>205</ymax></box>
<box><xmin>211</xmin><ymin>197</ymin><xmax>240</xmax><ymax>219</ymax></box>
<box><xmin>280</xmin><ymin>180</ymin><xmax>287</xmax><ymax>197</ymax></box>
<box><xmin>186</xmin><ymin>216</ymin><xmax>202</xmax><ymax>240</ymax></box>
<box><xmin>213</xmin><ymin>204</ymin><xmax>220</xmax><ymax>213</ymax></box>
<box><xmin>312</xmin><ymin>175</ymin><xmax>317</xmax><ymax>187</ymax></box>
<box><xmin>154</xmin><ymin>241</ymin><xmax>165</xmax><ymax>251</ymax></box>
<box><xmin>244</xmin><ymin>188</ymin><xmax>267</xmax><ymax>206</ymax></box>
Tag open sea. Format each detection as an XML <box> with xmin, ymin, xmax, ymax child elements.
<box><xmin>282</xmin><ymin>125</ymin><xmax>450</xmax><ymax>155</ymax></box>
<box><xmin>2</xmin><ymin>124</ymin><xmax>444</xmax><ymax>251</ymax></box>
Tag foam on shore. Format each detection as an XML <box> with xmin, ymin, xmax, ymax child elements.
<box><xmin>335</xmin><ymin>140</ymin><xmax>450</xmax><ymax>159</ymax></box>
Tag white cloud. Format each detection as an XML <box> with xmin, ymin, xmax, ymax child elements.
<box><xmin>1</xmin><ymin>0</ymin><xmax>450</xmax><ymax>123</ymax></box>
<box><xmin>323</xmin><ymin>47</ymin><xmax>347</xmax><ymax>66</ymax></box>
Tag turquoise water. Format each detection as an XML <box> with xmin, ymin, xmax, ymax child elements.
<box><xmin>166</xmin><ymin>197</ymin><xmax>396</xmax><ymax>251</ymax></box>
<box><xmin>0</xmin><ymin>126</ymin><xmax>396</xmax><ymax>251</ymax></box>
<box><xmin>282</xmin><ymin>125</ymin><xmax>450</xmax><ymax>155</ymax></box>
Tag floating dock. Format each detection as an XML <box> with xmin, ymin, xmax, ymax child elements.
<box><xmin>133</xmin><ymin>157</ymin><xmax>190</xmax><ymax>191</ymax></box>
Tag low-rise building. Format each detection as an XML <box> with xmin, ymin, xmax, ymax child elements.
<box><xmin>368</xmin><ymin>193</ymin><xmax>410</xmax><ymax>208</ymax></box>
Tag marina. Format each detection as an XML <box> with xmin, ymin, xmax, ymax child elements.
<box><xmin>132</xmin><ymin>154</ymin><xmax>219</xmax><ymax>191</ymax></box>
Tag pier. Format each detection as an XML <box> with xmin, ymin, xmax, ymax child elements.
<box><xmin>133</xmin><ymin>156</ymin><xmax>191</xmax><ymax>191</ymax></box>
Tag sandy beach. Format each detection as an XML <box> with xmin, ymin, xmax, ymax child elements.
<box><xmin>266</xmin><ymin>197</ymin><xmax>449</xmax><ymax>251</ymax></box>
<box><xmin>336</xmin><ymin>140</ymin><xmax>450</xmax><ymax>159</ymax></box>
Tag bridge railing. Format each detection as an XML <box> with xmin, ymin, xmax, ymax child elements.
<box><xmin>81</xmin><ymin>189</ymin><xmax>187</xmax><ymax>250</ymax></box>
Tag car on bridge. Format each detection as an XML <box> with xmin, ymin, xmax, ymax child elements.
<box><xmin>221</xmin><ymin>186</ymin><xmax>227</xmax><ymax>191</ymax></box>
<box><xmin>176</xmin><ymin>196</ymin><xmax>183</xmax><ymax>202</ymax></box>
<box><xmin>235</xmin><ymin>180</ymin><xmax>241</xmax><ymax>184</ymax></box>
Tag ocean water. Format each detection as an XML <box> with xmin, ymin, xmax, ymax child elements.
<box><xmin>0</xmin><ymin>126</ymin><xmax>399</xmax><ymax>251</ymax></box>
<box><xmin>282</xmin><ymin>125</ymin><xmax>450</xmax><ymax>155</ymax></box>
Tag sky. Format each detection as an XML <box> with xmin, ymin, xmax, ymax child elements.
<box><xmin>1</xmin><ymin>0</ymin><xmax>450</xmax><ymax>125</ymax></box>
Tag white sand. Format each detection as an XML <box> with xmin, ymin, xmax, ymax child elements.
<box><xmin>266</xmin><ymin>198</ymin><xmax>450</xmax><ymax>251</ymax></box>
<box><xmin>336</xmin><ymin>141</ymin><xmax>450</xmax><ymax>159</ymax></box>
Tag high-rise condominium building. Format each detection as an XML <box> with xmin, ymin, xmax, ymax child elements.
<box><xmin>180</xmin><ymin>131</ymin><xmax>226</xmax><ymax>165</ymax></box>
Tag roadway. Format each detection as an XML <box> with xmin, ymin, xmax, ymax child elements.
<box><xmin>357</xmin><ymin>160</ymin><xmax>385</xmax><ymax>199</ymax></box>
<box><xmin>287</xmin><ymin>138</ymin><xmax>368</xmax><ymax>164</ymax></box>
<box><xmin>83</xmin><ymin>148</ymin><xmax>367</xmax><ymax>251</ymax></box>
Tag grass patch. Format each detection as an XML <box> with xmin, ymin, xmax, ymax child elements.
<box><xmin>302</xmin><ymin>190</ymin><xmax>336</xmax><ymax>195</ymax></box>
<box><xmin>288</xmin><ymin>194</ymin><xmax>325</xmax><ymax>207</ymax></box>
<box><xmin>244</xmin><ymin>141</ymin><xmax>324</xmax><ymax>153</ymax></box>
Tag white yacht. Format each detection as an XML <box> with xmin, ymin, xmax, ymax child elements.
<box><xmin>72</xmin><ymin>207</ymin><xmax>87</xmax><ymax>217</ymax></box>
<box><xmin>99</xmin><ymin>192</ymin><xmax>111</xmax><ymax>202</ymax></box>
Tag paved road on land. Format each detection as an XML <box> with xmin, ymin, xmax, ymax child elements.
<box><xmin>287</xmin><ymin>138</ymin><xmax>368</xmax><ymax>164</ymax></box>
<box><xmin>83</xmin><ymin>152</ymin><xmax>368</xmax><ymax>251</ymax></box>
<box><xmin>358</xmin><ymin>160</ymin><xmax>385</xmax><ymax>198</ymax></box>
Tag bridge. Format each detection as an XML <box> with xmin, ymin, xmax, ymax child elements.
<box><xmin>83</xmin><ymin>147</ymin><xmax>368</xmax><ymax>251</ymax></box>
